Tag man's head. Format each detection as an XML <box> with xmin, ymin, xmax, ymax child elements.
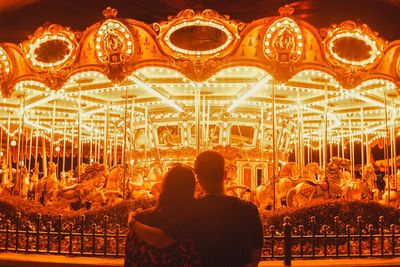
<box><xmin>195</xmin><ymin>150</ymin><xmax>225</xmax><ymax>193</ymax></box>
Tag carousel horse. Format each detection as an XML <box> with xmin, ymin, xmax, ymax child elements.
<box><xmin>276</xmin><ymin>162</ymin><xmax>321</xmax><ymax>207</ymax></box>
<box><xmin>28</xmin><ymin>163</ymin><xmax>39</xmax><ymax>200</ymax></box>
<box><xmin>13</xmin><ymin>166</ymin><xmax>30</xmax><ymax>199</ymax></box>
<box><xmin>103</xmin><ymin>165</ymin><xmax>124</xmax><ymax>205</ymax></box>
<box><xmin>35</xmin><ymin>162</ymin><xmax>58</xmax><ymax>204</ymax></box>
<box><xmin>341</xmin><ymin>165</ymin><xmax>373</xmax><ymax>200</ymax></box>
<box><xmin>0</xmin><ymin>161</ymin><xmax>13</xmax><ymax>195</ymax></box>
<box><xmin>55</xmin><ymin>163</ymin><xmax>107</xmax><ymax>209</ymax></box>
<box><xmin>380</xmin><ymin>172</ymin><xmax>400</xmax><ymax>207</ymax></box>
<box><xmin>255</xmin><ymin>182</ymin><xmax>274</xmax><ymax>211</ymax></box>
<box><xmin>286</xmin><ymin>157</ymin><xmax>351</xmax><ymax>207</ymax></box>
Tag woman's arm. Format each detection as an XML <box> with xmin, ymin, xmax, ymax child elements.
<box><xmin>133</xmin><ymin>220</ymin><xmax>175</xmax><ymax>249</ymax></box>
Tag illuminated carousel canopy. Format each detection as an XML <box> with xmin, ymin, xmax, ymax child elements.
<box><xmin>0</xmin><ymin>5</ymin><xmax>399</xmax><ymax>167</ymax></box>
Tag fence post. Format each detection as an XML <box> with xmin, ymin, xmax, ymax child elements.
<box><xmin>379</xmin><ymin>216</ymin><xmax>384</xmax><ymax>256</ymax></box>
<box><xmin>36</xmin><ymin>214</ymin><xmax>41</xmax><ymax>253</ymax></box>
<box><xmin>283</xmin><ymin>216</ymin><xmax>292</xmax><ymax>266</ymax></box>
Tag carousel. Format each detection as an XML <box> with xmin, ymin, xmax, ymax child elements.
<box><xmin>0</xmin><ymin>5</ymin><xmax>400</xmax><ymax>210</ymax></box>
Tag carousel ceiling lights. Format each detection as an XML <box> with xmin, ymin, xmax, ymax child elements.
<box><xmin>327</xmin><ymin>31</ymin><xmax>381</xmax><ymax>66</ymax></box>
<box><xmin>163</xmin><ymin>19</ymin><xmax>234</xmax><ymax>55</ymax></box>
<box><xmin>227</xmin><ymin>75</ymin><xmax>271</xmax><ymax>112</ymax></box>
<box><xmin>129</xmin><ymin>75</ymin><xmax>184</xmax><ymax>112</ymax></box>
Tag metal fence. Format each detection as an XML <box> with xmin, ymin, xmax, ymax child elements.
<box><xmin>0</xmin><ymin>213</ymin><xmax>399</xmax><ymax>266</ymax></box>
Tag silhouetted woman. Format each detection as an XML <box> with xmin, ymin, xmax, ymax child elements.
<box><xmin>124</xmin><ymin>164</ymin><xmax>200</xmax><ymax>267</ymax></box>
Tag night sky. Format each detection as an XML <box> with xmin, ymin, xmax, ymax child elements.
<box><xmin>1</xmin><ymin>0</ymin><xmax>400</xmax><ymax>43</ymax></box>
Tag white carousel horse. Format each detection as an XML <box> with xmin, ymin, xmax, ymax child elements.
<box><xmin>13</xmin><ymin>166</ymin><xmax>30</xmax><ymax>199</ymax></box>
<box><xmin>286</xmin><ymin>157</ymin><xmax>351</xmax><ymax>207</ymax></box>
<box><xmin>341</xmin><ymin>165</ymin><xmax>373</xmax><ymax>200</ymax></box>
<box><xmin>255</xmin><ymin>182</ymin><xmax>274</xmax><ymax>212</ymax></box>
<box><xmin>380</xmin><ymin>173</ymin><xmax>400</xmax><ymax>207</ymax></box>
<box><xmin>276</xmin><ymin>162</ymin><xmax>321</xmax><ymax>207</ymax></box>
<box><xmin>103</xmin><ymin>165</ymin><xmax>124</xmax><ymax>205</ymax></box>
<box><xmin>0</xmin><ymin>161</ymin><xmax>13</xmax><ymax>195</ymax></box>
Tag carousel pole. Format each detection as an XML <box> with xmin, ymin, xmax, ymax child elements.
<box><xmin>391</xmin><ymin>97</ymin><xmax>397</xmax><ymax>187</ymax></box>
<box><xmin>272</xmin><ymin>81</ymin><xmax>277</xmax><ymax>211</ymax></box>
<box><xmin>202</xmin><ymin>94</ymin><xmax>206</xmax><ymax>150</ymax></box>
<box><xmin>50</xmin><ymin>100</ymin><xmax>56</xmax><ymax>163</ymax></box>
<box><xmin>28</xmin><ymin>127</ymin><xmax>33</xmax><ymax>171</ymax></box>
<box><xmin>16</xmin><ymin>97</ymin><xmax>23</xmax><ymax>175</ymax></box>
<box><xmin>144</xmin><ymin>106</ymin><xmax>148</xmax><ymax>168</ymax></box>
<box><xmin>41</xmin><ymin>136</ymin><xmax>47</xmax><ymax>178</ymax></box>
<box><xmin>206</xmin><ymin>101</ymin><xmax>211</xmax><ymax>148</ymax></box>
<box><xmin>366</xmin><ymin>132</ymin><xmax>370</xmax><ymax>164</ymax></box>
<box><xmin>62</xmin><ymin>118</ymin><xmax>66</xmax><ymax>173</ymax></box>
<box><xmin>24</xmin><ymin>127</ymin><xmax>29</xmax><ymax>167</ymax></box>
<box><xmin>349</xmin><ymin>117</ymin><xmax>355</xmax><ymax>179</ymax></box>
<box><xmin>384</xmin><ymin>92</ymin><xmax>390</xmax><ymax>206</ymax></box>
<box><xmin>90</xmin><ymin>117</ymin><xmax>93</xmax><ymax>163</ymax></box>
<box><xmin>35</xmin><ymin>117</ymin><xmax>39</xmax><ymax>166</ymax></box>
<box><xmin>323</xmin><ymin>84</ymin><xmax>328</xmax><ymax>180</ymax></box>
<box><xmin>71</xmin><ymin>125</ymin><xmax>74</xmax><ymax>172</ymax></box>
<box><xmin>260</xmin><ymin>108</ymin><xmax>264</xmax><ymax>183</ymax></box>
<box><xmin>341</xmin><ymin>127</ymin><xmax>345</xmax><ymax>158</ymax></box>
<box><xmin>130</xmin><ymin>96</ymin><xmax>136</xmax><ymax>175</ymax></box>
<box><xmin>77</xmin><ymin>86</ymin><xmax>82</xmax><ymax>179</ymax></box>
<box><xmin>114</xmin><ymin>124</ymin><xmax>117</xmax><ymax>165</ymax></box>
<box><xmin>361</xmin><ymin>107</ymin><xmax>365</xmax><ymax>180</ymax></box>
<box><xmin>318</xmin><ymin>137</ymin><xmax>322</xmax><ymax>169</ymax></box>
<box><xmin>122</xmin><ymin>82</ymin><xmax>128</xmax><ymax>200</ymax></box>
<box><xmin>7</xmin><ymin>112</ymin><xmax>11</xmax><ymax>180</ymax></box>
<box><xmin>297</xmin><ymin>96</ymin><xmax>303</xmax><ymax>176</ymax></box>
<box><xmin>195</xmin><ymin>86</ymin><xmax>200</xmax><ymax>154</ymax></box>
<box><xmin>104</xmin><ymin>103</ymin><xmax>109</xmax><ymax>168</ymax></box>
<box><xmin>94</xmin><ymin>132</ymin><xmax>97</xmax><ymax>163</ymax></box>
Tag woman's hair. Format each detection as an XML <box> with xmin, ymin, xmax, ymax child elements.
<box><xmin>156</xmin><ymin>164</ymin><xmax>195</xmax><ymax>215</ymax></box>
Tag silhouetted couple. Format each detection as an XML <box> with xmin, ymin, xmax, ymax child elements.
<box><xmin>125</xmin><ymin>150</ymin><xmax>263</xmax><ymax>267</ymax></box>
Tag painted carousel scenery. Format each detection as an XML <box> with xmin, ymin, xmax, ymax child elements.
<box><xmin>0</xmin><ymin>1</ymin><xmax>400</xmax><ymax>266</ymax></box>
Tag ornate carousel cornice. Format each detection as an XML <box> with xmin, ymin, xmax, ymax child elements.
<box><xmin>0</xmin><ymin>5</ymin><xmax>400</xmax><ymax>97</ymax></box>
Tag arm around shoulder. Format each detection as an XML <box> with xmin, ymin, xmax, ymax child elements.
<box><xmin>133</xmin><ymin>220</ymin><xmax>176</xmax><ymax>249</ymax></box>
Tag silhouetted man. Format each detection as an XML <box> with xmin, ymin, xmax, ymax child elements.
<box><xmin>133</xmin><ymin>150</ymin><xmax>263</xmax><ymax>267</ymax></box>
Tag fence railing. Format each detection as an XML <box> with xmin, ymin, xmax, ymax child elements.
<box><xmin>0</xmin><ymin>213</ymin><xmax>399</xmax><ymax>265</ymax></box>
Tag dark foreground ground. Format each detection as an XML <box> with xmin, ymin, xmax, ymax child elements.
<box><xmin>0</xmin><ymin>252</ymin><xmax>400</xmax><ymax>267</ymax></box>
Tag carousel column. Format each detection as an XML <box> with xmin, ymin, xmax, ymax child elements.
<box><xmin>323</xmin><ymin>85</ymin><xmax>328</xmax><ymax>180</ymax></box>
<box><xmin>361</xmin><ymin>108</ymin><xmax>365</xmax><ymax>180</ymax></box>
<box><xmin>62</xmin><ymin>118</ymin><xmax>66</xmax><ymax>173</ymax></box>
<box><xmin>77</xmin><ymin>88</ymin><xmax>82</xmax><ymax>179</ymax></box>
<box><xmin>366</xmin><ymin>132</ymin><xmax>370</xmax><ymax>164</ymax></box>
<box><xmin>122</xmin><ymin>82</ymin><xmax>128</xmax><ymax>199</ymax></box>
<box><xmin>129</xmin><ymin>96</ymin><xmax>136</xmax><ymax>175</ymax></box>
<box><xmin>260</xmin><ymin>108</ymin><xmax>264</xmax><ymax>184</ymax></box>
<box><xmin>71</xmin><ymin>125</ymin><xmax>74</xmax><ymax>172</ymax></box>
<box><xmin>90</xmin><ymin>117</ymin><xmax>93</xmax><ymax>163</ymax></box>
<box><xmin>104</xmin><ymin>104</ymin><xmax>110</xmax><ymax>169</ymax></box>
<box><xmin>28</xmin><ymin>127</ymin><xmax>33</xmax><ymax>171</ymax></box>
<box><xmin>349</xmin><ymin>117</ymin><xmax>355</xmax><ymax>179</ymax></box>
<box><xmin>272</xmin><ymin>81</ymin><xmax>277</xmax><ymax>210</ymax></box>
<box><xmin>7</xmin><ymin>112</ymin><xmax>11</xmax><ymax>181</ymax></box>
<box><xmin>195</xmin><ymin>85</ymin><xmax>201</xmax><ymax>154</ymax></box>
<box><xmin>16</xmin><ymin>97</ymin><xmax>24</xmax><ymax>176</ymax></box>
<box><xmin>297</xmin><ymin>98</ymin><xmax>304</xmax><ymax>176</ymax></box>
<box><xmin>341</xmin><ymin>127</ymin><xmax>345</xmax><ymax>158</ymax></box>
<box><xmin>144</xmin><ymin>106</ymin><xmax>148</xmax><ymax>168</ymax></box>
<box><xmin>384</xmin><ymin>92</ymin><xmax>391</xmax><ymax>206</ymax></box>
<box><xmin>42</xmin><ymin>136</ymin><xmax>47</xmax><ymax>177</ymax></box>
<box><xmin>391</xmin><ymin>97</ymin><xmax>397</xmax><ymax>187</ymax></box>
<box><xmin>114</xmin><ymin>124</ymin><xmax>117</xmax><ymax>166</ymax></box>
<box><xmin>50</xmin><ymin>100</ymin><xmax>56</xmax><ymax>163</ymax></box>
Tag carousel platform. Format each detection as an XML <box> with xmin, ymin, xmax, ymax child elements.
<box><xmin>0</xmin><ymin>252</ymin><xmax>400</xmax><ymax>267</ymax></box>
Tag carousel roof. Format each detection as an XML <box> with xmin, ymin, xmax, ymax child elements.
<box><xmin>0</xmin><ymin>4</ymin><xmax>399</xmax><ymax>150</ymax></box>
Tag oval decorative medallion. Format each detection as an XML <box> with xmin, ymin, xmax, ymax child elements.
<box><xmin>163</xmin><ymin>19</ymin><xmax>233</xmax><ymax>56</ymax></box>
<box><xmin>263</xmin><ymin>17</ymin><xmax>303</xmax><ymax>62</ymax></box>
<box><xmin>96</xmin><ymin>19</ymin><xmax>134</xmax><ymax>64</ymax></box>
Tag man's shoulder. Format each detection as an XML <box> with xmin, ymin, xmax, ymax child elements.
<box><xmin>197</xmin><ymin>195</ymin><xmax>258</xmax><ymax>210</ymax></box>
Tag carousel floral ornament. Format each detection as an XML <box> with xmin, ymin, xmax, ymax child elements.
<box><xmin>96</xmin><ymin>7</ymin><xmax>134</xmax><ymax>83</ymax></box>
<box><xmin>260</xmin><ymin>5</ymin><xmax>303</xmax><ymax>82</ymax></box>
<box><xmin>21</xmin><ymin>23</ymin><xmax>79</xmax><ymax>89</ymax></box>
